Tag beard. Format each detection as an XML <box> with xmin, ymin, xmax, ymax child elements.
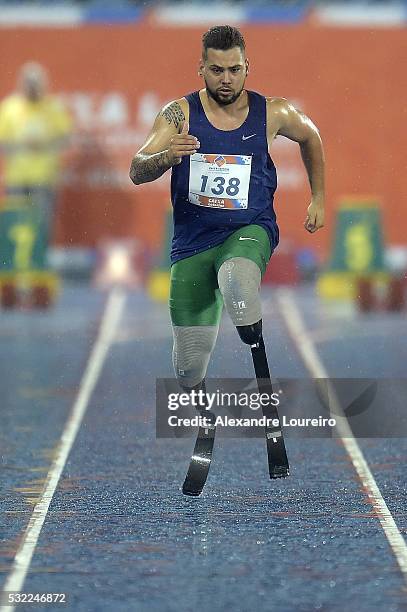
<box><xmin>205</xmin><ymin>80</ymin><xmax>244</xmax><ymax>106</ymax></box>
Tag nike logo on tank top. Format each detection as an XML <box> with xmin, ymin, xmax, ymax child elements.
<box><xmin>170</xmin><ymin>90</ymin><xmax>279</xmax><ymax>264</ymax></box>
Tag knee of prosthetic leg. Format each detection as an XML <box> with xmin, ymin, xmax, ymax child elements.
<box><xmin>236</xmin><ymin>319</ymin><xmax>262</xmax><ymax>346</ymax></box>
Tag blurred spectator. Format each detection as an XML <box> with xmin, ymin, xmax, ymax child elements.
<box><xmin>0</xmin><ymin>62</ymin><xmax>72</xmax><ymax>238</ymax></box>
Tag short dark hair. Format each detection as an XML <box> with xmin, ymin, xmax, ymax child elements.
<box><xmin>202</xmin><ymin>25</ymin><xmax>246</xmax><ymax>60</ymax></box>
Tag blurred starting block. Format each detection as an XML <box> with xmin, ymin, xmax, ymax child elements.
<box><xmin>0</xmin><ymin>194</ymin><xmax>59</xmax><ymax>309</ymax></box>
<box><xmin>318</xmin><ymin>197</ymin><xmax>406</xmax><ymax>312</ymax></box>
<box><xmin>318</xmin><ymin>197</ymin><xmax>389</xmax><ymax>301</ymax></box>
<box><xmin>356</xmin><ymin>275</ymin><xmax>405</xmax><ymax>313</ymax></box>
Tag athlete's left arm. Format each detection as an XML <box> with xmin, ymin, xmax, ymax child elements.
<box><xmin>267</xmin><ymin>97</ymin><xmax>325</xmax><ymax>233</ymax></box>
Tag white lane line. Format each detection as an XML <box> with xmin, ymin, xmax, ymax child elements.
<box><xmin>0</xmin><ymin>287</ymin><xmax>126</xmax><ymax>612</ymax></box>
<box><xmin>276</xmin><ymin>288</ymin><xmax>407</xmax><ymax>581</ymax></box>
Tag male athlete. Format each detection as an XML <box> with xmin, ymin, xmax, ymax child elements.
<box><xmin>130</xmin><ymin>25</ymin><xmax>325</xmax><ymax>495</ymax></box>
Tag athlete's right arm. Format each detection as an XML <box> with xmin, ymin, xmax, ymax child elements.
<box><xmin>129</xmin><ymin>99</ymin><xmax>200</xmax><ymax>185</ymax></box>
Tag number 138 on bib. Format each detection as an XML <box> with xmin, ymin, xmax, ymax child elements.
<box><xmin>188</xmin><ymin>153</ymin><xmax>252</xmax><ymax>210</ymax></box>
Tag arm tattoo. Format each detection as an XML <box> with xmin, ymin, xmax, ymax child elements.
<box><xmin>129</xmin><ymin>151</ymin><xmax>172</xmax><ymax>185</ymax></box>
<box><xmin>161</xmin><ymin>102</ymin><xmax>185</xmax><ymax>130</ymax></box>
<box><xmin>129</xmin><ymin>101</ymin><xmax>185</xmax><ymax>185</ymax></box>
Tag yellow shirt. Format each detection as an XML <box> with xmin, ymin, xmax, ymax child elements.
<box><xmin>0</xmin><ymin>94</ymin><xmax>72</xmax><ymax>187</ymax></box>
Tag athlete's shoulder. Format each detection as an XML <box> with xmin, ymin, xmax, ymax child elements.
<box><xmin>159</xmin><ymin>97</ymin><xmax>189</xmax><ymax>133</ymax></box>
<box><xmin>247</xmin><ymin>91</ymin><xmax>293</xmax><ymax>113</ymax></box>
<box><xmin>266</xmin><ymin>97</ymin><xmax>296</xmax><ymax>114</ymax></box>
<box><xmin>266</xmin><ymin>97</ymin><xmax>298</xmax><ymax>132</ymax></box>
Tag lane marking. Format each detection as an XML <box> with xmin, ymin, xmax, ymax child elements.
<box><xmin>0</xmin><ymin>287</ymin><xmax>126</xmax><ymax>611</ymax></box>
<box><xmin>276</xmin><ymin>288</ymin><xmax>407</xmax><ymax>581</ymax></box>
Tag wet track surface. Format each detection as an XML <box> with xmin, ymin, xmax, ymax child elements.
<box><xmin>1</xmin><ymin>284</ymin><xmax>406</xmax><ymax>611</ymax></box>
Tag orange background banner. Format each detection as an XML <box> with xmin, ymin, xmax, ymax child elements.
<box><xmin>0</xmin><ymin>24</ymin><xmax>406</xmax><ymax>260</ymax></box>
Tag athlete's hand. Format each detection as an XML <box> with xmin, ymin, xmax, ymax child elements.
<box><xmin>165</xmin><ymin>121</ymin><xmax>200</xmax><ymax>166</ymax></box>
<box><xmin>304</xmin><ymin>197</ymin><xmax>325</xmax><ymax>233</ymax></box>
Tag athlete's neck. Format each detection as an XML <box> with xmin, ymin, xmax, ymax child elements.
<box><xmin>201</xmin><ymin>88</ymin><xmax>248</xmax><ymax>117</ymax></box>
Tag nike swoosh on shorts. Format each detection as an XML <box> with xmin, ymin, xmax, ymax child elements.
<box><xmin>238</xmin><ymin>237</ymin><xmax>259</xmax><ymax>242</ymax></box>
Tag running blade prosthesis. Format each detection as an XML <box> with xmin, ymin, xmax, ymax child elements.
<box><xmin>182</xmin><ymin>411</ymin><xmax>216</xmax><ymax>496</ymax></box>
<box><xmin>182</xmin><ymin>336</ymin><xmax>289</xmax><ymax>496</ymax></box>
<box><xmin>251</xmin><ymin>336</ymin><xmax>289</xmax><ymax>479</ymax></box>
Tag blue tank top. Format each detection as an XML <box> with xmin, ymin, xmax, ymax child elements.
<box><xmin>170</xmin><ymin>90</ymin><xmax>279</xmax><ymax>264</ymax></box>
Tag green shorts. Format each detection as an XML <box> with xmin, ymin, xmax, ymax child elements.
<box><xmin>169</xmin><ymin>224</ymin><xmax>272</xmax><ymax>326</ymax></box>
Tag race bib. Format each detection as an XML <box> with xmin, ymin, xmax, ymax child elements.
<box><xmin>188</xmin><ymin>153</ymin><xmax>252</xmax><ymax>210</ymax></box>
